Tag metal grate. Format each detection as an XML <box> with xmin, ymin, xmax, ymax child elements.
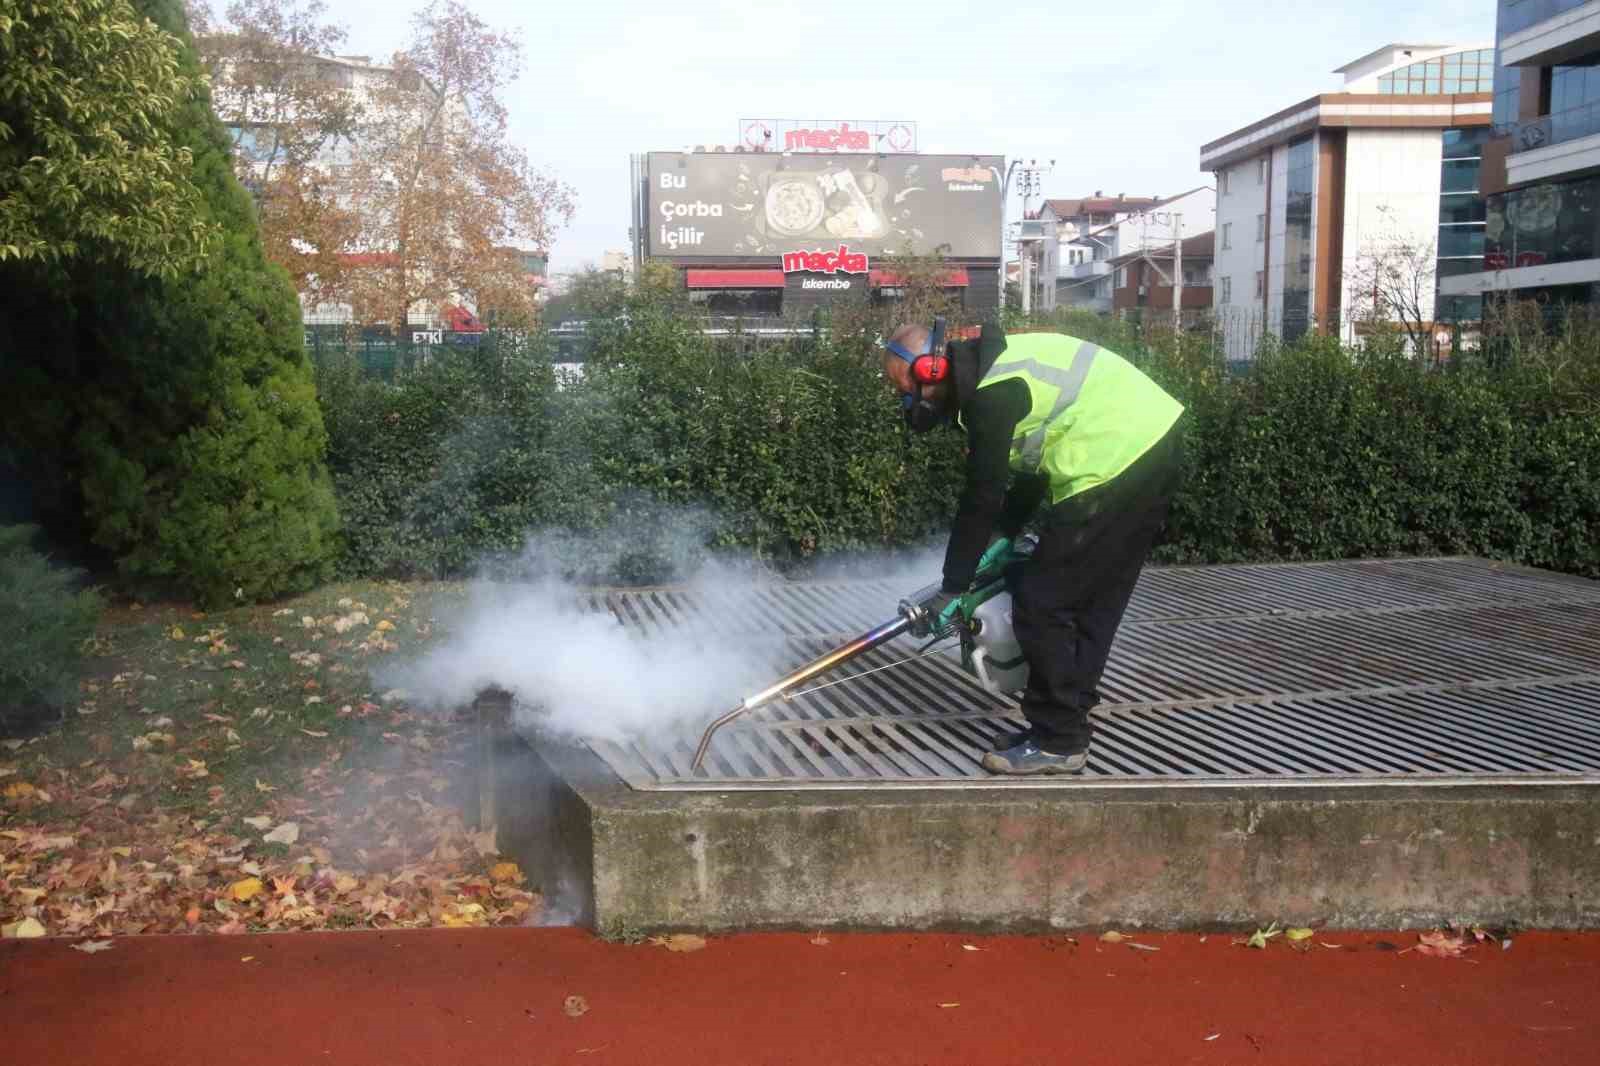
<box><xmin>580</xmin><ymin>558</ymin><xmax>1600</xmax><ymax>790</ymax></box>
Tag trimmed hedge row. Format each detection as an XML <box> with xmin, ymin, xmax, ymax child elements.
<box><xmin>314</xmin><ymin>302</ymin><xmax>1600</xmax><ymax>583</ymax></box>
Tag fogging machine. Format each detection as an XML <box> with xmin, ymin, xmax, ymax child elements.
<box><xmin>691</xmin><ymin>537</ymin><xmax>1034</xmax><ymax>769</ymax></box>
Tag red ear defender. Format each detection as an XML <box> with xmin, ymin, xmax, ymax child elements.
<box><xmin>911</xmin><ymin>353</ymin><xmax>949</xmax><ymax>384</ymax></box>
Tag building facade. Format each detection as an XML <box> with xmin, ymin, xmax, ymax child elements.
<box><xmin>1034</xmin><ymin>191</ymin><xmax>1214</xmax><ymax>313</ymax></box>
<box><xmin>1108</xmin><ymin>231</ymin><xmax>1216</xmax><ymax>320</ymax></box>
<box><xmin>632</xmin><ymin>151</ymin><xmax>1003</xmax><ymax>318</ymax></box>
<box><xmin>1201</xmin><ymin>43</ymin><xmax>1494</xmax><ymax>356</ymax></box>
<box><xmin>1439</xmin><ymin>1</ymin><xmax>1600</xmax><ymax>314</ymax></box>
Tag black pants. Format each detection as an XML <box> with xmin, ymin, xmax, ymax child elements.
<box><xmin>1010</xmin><ymin>423</ymin><xmax>1184</xmax><ymax>754</ymax></box>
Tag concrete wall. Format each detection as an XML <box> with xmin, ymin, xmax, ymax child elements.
<box><xmin>1338</xmin><ymin>128</ymin><xmax>1445</xmax><ymax>342</ymax></box>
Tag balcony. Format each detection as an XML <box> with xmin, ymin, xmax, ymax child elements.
<box><xmin>1059</xmin><ymin>260</ymin><xmax>1111</xmax><ymax>281</ymax></box>
<box><xmin>1501</xmin><ymin>0</ymin><xmax>1600</xmax><ymax>67</ymax></box>
<box><xmin>1505</xmin><ymin>101</ymin><xmax>1600</xmax><ymax>184</ymax></box>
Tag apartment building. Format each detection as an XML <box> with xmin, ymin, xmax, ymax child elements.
<box><xmin>1040</xmin><ymin>188</ymin><xmax>1215</xmax><ymax>312</ymax></box>
<box><xmin>1439</xmin><ymin>1</ymin><xmax>1600</xmax><ymax>313</ymax></box>
<box><xmin>1201</xmin><ymin>43</ymin><xmax>1493</xmax><ymax>357</ymax></box>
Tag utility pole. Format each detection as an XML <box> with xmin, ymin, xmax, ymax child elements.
<box><xmin>1172</xmin><ymin>210</ymin><xmax>1183</xmax><ymax>324</ymax></box>
<box><xmin>998</xmin><ymin>159</ymin><xmax>1019</xmax><ymax>311</ymax></box>
<box><xmin>1012</xmin><ymin>159</ymin><xmax>1052</xmax><ymax>315</ymax></box>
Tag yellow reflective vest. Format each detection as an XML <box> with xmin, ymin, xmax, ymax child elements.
<box><xmin>973</xmin><ymin>333</ymin><xmax>1184</xmax><ymax>504</ymax></box>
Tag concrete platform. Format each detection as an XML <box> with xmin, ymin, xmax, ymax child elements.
<box><xmin>483</xmin><ymin>557</ymin><xmax>1600</xmax><ymax>933</ymax></box>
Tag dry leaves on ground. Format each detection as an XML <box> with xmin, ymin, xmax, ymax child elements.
<box><xmin>0</xmin><ymin>585</ymin><xmax>538</xmax><ymax>938</ymax></box>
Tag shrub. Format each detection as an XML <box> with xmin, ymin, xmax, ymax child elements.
<box><xmin>0</xmin><ymin>527</ymin><xmax>102</xmax><ymax>737</ymax></box>
<box><xmin>317</xmin><ymin>332</ymin><xmax>597</xmax><ymax>578</ymax></box>
<box><xmin>0</xmin><ymin>0</ymin><xmax>341</xmax><ymax>606</ymax></box>
<box><xmin>315</xmin><ymin>300</ymin><xmax>1600</xmax><ymax>585</ymax></box>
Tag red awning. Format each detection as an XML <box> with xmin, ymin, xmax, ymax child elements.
<box><xmin>685</xmin><ymin>269</ymin><xmax>786</xmax><ymax>289</ymax></box>
<box><xmin>869</xmin><ymin>267</ymin><xmax>970</xmax><ymax>287</ymax></box>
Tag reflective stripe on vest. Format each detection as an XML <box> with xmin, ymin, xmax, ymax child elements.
<box><xmin>1002</xmin><ymin>343</ymin><xmax>1101</xmax><ymax>470</ymax></box>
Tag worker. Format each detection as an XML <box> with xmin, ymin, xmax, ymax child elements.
<box><xmin>881</xmin><ymin>320</ymin><xmax>1185</xmax><ymax>775</ymax></box>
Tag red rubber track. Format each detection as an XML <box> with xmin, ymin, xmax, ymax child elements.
<box><xmin>2</xmin><ymin>928</ymin><xmax>1595</xmax><ymax>1065</ymax></box>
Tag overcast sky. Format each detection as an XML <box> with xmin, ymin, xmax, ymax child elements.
<box><xmin>320</xmin><ymin>0</ymin><xmax>1496</xmax><ymax>277</ymax></box>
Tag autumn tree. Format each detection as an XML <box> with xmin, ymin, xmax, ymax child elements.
<box><xmin>186</xmin><ymin>0</ymin><xmax>361</xmax><ymax>294</ymax></box>
<box><xmin>0</xmin><ymin>0</ymin><xmax>216</xmax><ymax>274</ymax></box>
<box><xmin>340</xmin><ymin>0</ymin><xmax>574</xmax><ymax>331</ymax></box>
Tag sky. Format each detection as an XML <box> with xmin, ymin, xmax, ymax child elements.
<box><xmin>318</xmin><ymin>0</ymin><xmax>1496</xmax><ymax>278</ymax></box>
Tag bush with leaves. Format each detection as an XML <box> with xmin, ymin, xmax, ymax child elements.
<box><xmin>317</xmin><ymin>293</ymin><xmax>1600</xmax><ymax>584</ymax></box>
<box><xmin>0</xmin><ymin>526</ymin><xmax>102</xmax><ymax>737</ymax></box>
<box><xmin>0</xmin><ymin>0</ymin><xmax>341</xmax><ymax>606</ymax></box>
<box><xmin>317</xmin><ymin>331</ymin><xmax>603</xmax><ymax>578</ymax></box>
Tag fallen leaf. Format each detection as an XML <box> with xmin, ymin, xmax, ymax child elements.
<box><xmin>809</xmin><ymin>933</ymin><xmax>830</xmax><ymax>945</ymax></box>
<box><xmin>2</xmin><ymin>781</ymin><xmax>35</xmax><ymax>801</ymax></box>
<box><xmin>1415</xmin><ymin>930</ymin><xmax>1468</xmax><ymax>958</ymax></box>
<box><xmin>1319</xmin><ymin>942</ymin><xmax>1343</xmax><ymax>950</ymax></box>
<box><xmin>229</xmin><ymin>877</ymin><xmax>265</xmax><ymax>902</ymax></box>
<box><xmin>263</xmin><ymin>822</ymin><xmax>300</xmax><ymax>846</ymax></box>
<box><xmin>300</xmin><ymin>729</ymin><xmax>328</xmax><ymax>738</ymax></box>
<box><xmin>1243</xmin><ymin>922</ymin><xmax>1281</xmax><ymax>949</ymax></box>
<box><xmin>240</xmin><ymin>956</ymin><xmax>255</xmax><ymax>962</ymax></box>
<box><xmin>490</xmin><ymin>861</ymin><xmax>523</xmax><ymax>884</ymax></box>
<box><xmin>961</xmin><ymin>944</ymin><xmax>980</xmax><ymax>952</ymax></box>
<box><xmin>1099</xmin><ymin>930</ymin><xmax>1129</xmax><ymax>943</ymax></box>
<box><xmin>938</xmin><ymin>1002</ymin><xmax>961</xmax><ymax>1008</ymax></box>
<box><xmin>2</xmin><ymin>917</ymin><xmax>47</xmax><ymax>938</ymax></box>
<box><xmin>1126</xmin><ymin>942</ymin><xmax>1160</xmax><ymax>952</ymax></box>
<box><xmin>375</xmin><ymin>620</ymin><xmax>396</xmax><ymax>632</ymax></box>
<box><xmin>649</xmin><ymin>934</ymin><xmax>706</xmax><ymax>953</ymax></box>
<box><xmin>169</xmin><ymin>626</ymin><xmax>186</xmax><ymax>641</ymax></box>
<box><xmin>1204</xmin><ymin>1033</ymin><xmax>1221</xmax><ymax>1042</ymax></box>
<box><xmin>177</xmin><ymin>758</ymin><xmax>209</xmax><ymax>779</ymax></box>
<box><xmin>254</xmin><ymin>778</ymin><xmax>276</xmax><ymax>793</ymax></box>
<box><xmin>1286</xmin><ymin>927</ymin><xmax>1314</xmax><ymax>942</ymax></box>
<box><xmin>564</xmin><ymin>995</ymin><xmax>589</xmax><ymax>1018</ymax></box>
<box><xmin>72</xmin><ymin>940</ymin><xmax>115</xmax><ymax>954</ymax></box>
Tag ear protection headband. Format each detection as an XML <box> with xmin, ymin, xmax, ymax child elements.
<box><xmin>884</xmin><ymin>316</ymin><xmax>950</xmax><ymax>385</ymax></box>
<box><xmin>887</xmin><ymin>316</ymin><xmax>949</xmax><ymax>433</ymax></box>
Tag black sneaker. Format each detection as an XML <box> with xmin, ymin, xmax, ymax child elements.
<box><xmin>981</xmin><ymin>739</ymin><xmax>1089</xmax><ymax>776</ymax></box>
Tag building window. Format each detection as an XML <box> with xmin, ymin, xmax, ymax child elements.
<box><xmin>1257</xmin><ymin>157</ymin><xmax>1267</xmax><ymax>184</ymax></box>
<box><xmin>1256</xmin><ymin>213</ymin><xmax>1265</xmax><ymax>242</ymax></box>
<box><xmin>1376</xmin><ymin>48</ymin><xmax>1496</xmax><ymax>96</ymax></box>
<box><xmin>1219</xmin><ymin>276</ymin><xmax>1232</xmax><ymax>304</ymax></box>
<box><xmin>1222</xmin><ymin>222</ymin><xmax>1232</xmax><ymax>249</ymax></box>
<box><xmin>1256</xmin><ymin>270</ymin><xmax>1265</xmax><ymax>297</ymax></box>
<box><xmin>686</xmin><ymin>289</ymin><xmax>782</xmax><ymax>315</ymax></box>
<box><xmin>1437</xmin><ymin>124</ymin><xmax>1488</xmax><ymax>319</ymax></box>
<box><xmin>1116</xmin><ymin>267</ymin><xmax>1127</xmax><ymax>288</ymax></box>
<box><xmin>1281</xmin><ymin>135</ymin><xmax>1315</xmax><ymax>341</ymax></box>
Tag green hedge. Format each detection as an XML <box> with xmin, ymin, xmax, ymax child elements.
<box><xmin>0</xmin><ymin>526</ymin><xmax>102</xmax><ymax>736</ymax></box>
<box><xmin>314</xmin><ymin>303</ymin><xmax>1600</xmax><ymax>584</ymax></box>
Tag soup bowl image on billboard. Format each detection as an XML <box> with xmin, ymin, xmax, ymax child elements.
<box><xmin>648</xmin><ymin>152</ymin><xmax>1003</xmax><ymax>259</ymax></box>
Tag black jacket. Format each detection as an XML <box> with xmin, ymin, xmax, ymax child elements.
<box><xmin>940</xmin><ymin>324</ymin><xmax>1049</xmax><ymax>593</ymax></box>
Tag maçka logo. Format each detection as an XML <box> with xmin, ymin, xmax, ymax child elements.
<box><xmin>782</xmin><ymin>246</ymin><xmax>869</xmax><ymax>274</ymax></box>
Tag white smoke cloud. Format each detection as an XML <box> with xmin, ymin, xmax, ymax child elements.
<box><xmin>379</xmin><ymin>525</ymin><xmax>960</xmax><ymax>745</ymax></box>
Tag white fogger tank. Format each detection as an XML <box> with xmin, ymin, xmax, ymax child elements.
<box><xmin>961</xmin><ymin>592</ymin><xmax>1030</xmax><ymax>696</ymax></box>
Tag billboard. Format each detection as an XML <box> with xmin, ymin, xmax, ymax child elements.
<box><xmin>646</xmin><ymin>152</ymin><xmax>1002</xmax><ymax>260</ymax></box>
